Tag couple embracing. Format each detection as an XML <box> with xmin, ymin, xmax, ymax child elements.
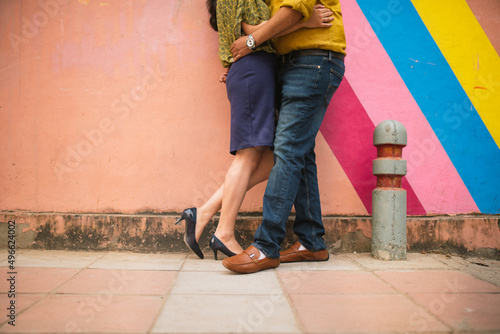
<box><xmin>175</xmin><ymin>0</ymin><xmax>346</xmax><ymax>274</ymax></box>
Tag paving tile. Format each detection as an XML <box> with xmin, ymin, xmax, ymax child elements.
<box><xmin>349</xmin><ymin>252</ymin><xmax>451</xmax><ymax>270</ymax></box>
<box><xmin>0</xmin><ymin>267</ymin><xmax>80</xmax><ymax>293</ymax></box>
<box><xmin>0</xmin><ymin>253</ymin><xmax>11</xmax><ymax>266</ymax></box>
<box><xmin>409</xmin><ymin>292</ymin><xmax>500</xmax><ymax>331</ymax></box>
<box><xmin>152</xmin><ymin>294</ymin><xmax>300</xmax><ymax>333</ymax></box>
<box><xmin>375</xmin><ymin>270</ymin><xmax>500</xmax><ymax>293</ymax></box>
<box><xmin>289</xmin><ymin>293</ymin><xmax>451</xmax><ymax>333</ymax></box>
<box><xmin>11</xmin><ymin>250</ymin><xmax>105</xmax><ymax>268</ymax></box>
<box><xmin>90</xmin><ymin>252</ymin><xmax>186</xmax><ymax>270</ymax></box>
<box><xmin>0</xmin><ymin>250</ymin><xmax>28</xmax><ymax>267</ymax></box>
<box><xmin>431</xmin><ymin>254</ymin><xmax>500</xmax><ymax>271</ymax></box>
<box><xmin>196</xmin><ymin>250</ymin><xmax>235</xmax><ymax>261</ymax></box>
<box><xmin>56</xmin><ymin>269</ymin><xmax>177</xmax><ymax>295</ymax></box>
<box><xmin>182</xmin><ymin>257</ymin><xmax>228</xmax><ymax>272</ymax></box>
<box><xmin>0</xmin><ymin>293</ymin><xmax>45</xmax><ymax>322</ymax></box>
<box><xmin>276</xmin><ymin>254</ymin><xmax>363</xmax><ymax>271</ymax></box>
<box><xmin>0</xmin><ymin>294</ymin><xmax>163</xmax><ymax>333</ymax></box>
<box><xmin>430</xmin><ymin>254</ymin><xmax>500</xmax><ymax>287</ymax></box>
<box><xmin>279</xmin><ymin>271</ymin><xmax>396</xmax><ymax>294</ymax></box>
<box><xmin>170</xmin><ymin>271</ymin><xmax>283</xmax><ymax>295</ymax></box>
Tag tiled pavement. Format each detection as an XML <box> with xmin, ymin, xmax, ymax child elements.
<box><xmin>0</xmin><ymin>250</ymin><xmax>499</xmax><ymax>333</ymax></box>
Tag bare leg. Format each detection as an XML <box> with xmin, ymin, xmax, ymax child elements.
<box><xmin>195</xmin><ymin>187</ymin><xmax>223</xmax><ymax>241</ymax></box>
<box><xmin>195</xmin><ymin>148</ymin><xmax>273</xmax><ymax>241</ymax></box>
<box><xmin>214</xmin><ymin>146</ymin><xmax>265</xmax><ymax>253</ymax></box>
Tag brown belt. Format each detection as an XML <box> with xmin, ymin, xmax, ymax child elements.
<box><xmin>283</xmin><ymin>49</ymin><xmax>345</xmax><ymax>62</ymax></box>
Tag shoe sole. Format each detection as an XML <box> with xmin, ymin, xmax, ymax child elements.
<box><xmin>222</xmin><ymin>260</ymin><xmax>280</xmax><ymax>274</ymax></box>
<box><xmin>280</xmin><ymin>255</ymin><xmax>330</xmax><ymax>263</ymax></box>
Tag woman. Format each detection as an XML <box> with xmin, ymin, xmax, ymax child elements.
<box><xmin>175</xmin><ymin>0</ymin><xmax>334</xmax><ymax>260</ymax></box>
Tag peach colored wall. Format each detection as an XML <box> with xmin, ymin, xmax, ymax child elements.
<box><xmin>0</xmin><ymin>0</ymin><xmax>365</xmax><ymax>215</ymax></box>
<box><xmin>2</xmin><ymin>0</ymin><xmax>499</xmax><ymax>216</ymax></box>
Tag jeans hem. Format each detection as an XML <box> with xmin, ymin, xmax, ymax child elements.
<box><xmin>251</xmin><ymin>242</ymin><xmax>279</xmax><ymax>260</ymax></box>
<box><xmin>297</xmin><ymin>238</ymin><xmax>327</xmax><ymax>252</ymax></box>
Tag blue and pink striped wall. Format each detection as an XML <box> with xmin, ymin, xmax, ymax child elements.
<box><xmin>321</xmin><ymin>0</ymin><xmax>499</xmax><ymax>215</ymax></box>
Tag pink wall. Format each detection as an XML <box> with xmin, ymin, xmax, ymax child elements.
<box><xmin>0</xmin><ymin>0</ymin><xmax>365</xmax><ymax>215</ymax></box>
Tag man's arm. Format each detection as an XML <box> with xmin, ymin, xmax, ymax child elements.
<box><xmin>275</xmin><ymin>5</ymin><xmax>333</xmax><ymax>37</ymax></box>
<box><xmin>231</xmin><ymin>6</ymin><xmax>303</xmax><ymax>61</ymax></box>
<box><xmin>241</xmin><ymin>5</ymin><xmax>333</xmax><ymax>37</ymax></box>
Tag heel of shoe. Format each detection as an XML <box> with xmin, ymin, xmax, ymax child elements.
<box><xmin>209</xmin><ymin>237</ymin><xmax>218</xmax><ymax>260</ymax></box>
<box><xmin>175</xmin><ymin>209</ymin><xmax>188</xmax><ymax>225</ymax></box>
<box><xmin>174</xmin><ymin>216</ymin><xmax>184</xmax><ymax>225</ymax></box>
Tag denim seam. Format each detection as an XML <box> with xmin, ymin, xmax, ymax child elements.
<box><xmin>329</xmin><ymin>57</ymin><xmax>345</xmax><ymax>69</ymax></box>
<box><xmin>330</xmin><ymin>67</ymin><xmax>344</xmax><ymax>81</ymax></box>
<box><xmin>289</xmin><ymin>57</ymin><xmax>325</xmax><ymax>89</ymax></box>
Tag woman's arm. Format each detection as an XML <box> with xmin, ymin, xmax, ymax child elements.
<box><xmin>241</xmin><ymin>5</ymin><xmax>333</xmax><ymax>37</ymax></box>
<box><xmin>219</xmin><ymin>67</ymin><xmax>230</xmax><ymax>83</ymax></box>
<box><xmin>242</xmin><ymin>21</ymin><xmax>267</xmax><ymax>35</ymax></box>
<box><xmin>232</xmin><ymin>7</ymin><xmax>302</xmax><ymax>60</ymax></box>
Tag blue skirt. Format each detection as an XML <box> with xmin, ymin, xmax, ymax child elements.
<box><xmin>226</xmin><ymin>51</ymin><xmax>277</xmax><ymax>155</ymax></box>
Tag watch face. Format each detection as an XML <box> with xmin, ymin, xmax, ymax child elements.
<box><xmin>246</xmin><ymin>37</ymin><xmax>255</xmax><ymax>48</ymax></box>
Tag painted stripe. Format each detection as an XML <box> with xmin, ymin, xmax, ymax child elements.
<box><xmin>412</xmin><ymin>0</ymin><xmax>500</xmax><ymax>148</ymax></box>
<box><xmin>356</xmin><ymin>0</ymin><xmax>500</xmax><ymax>213</ymax></box>
<box><xmin>320</xmin><ymin>79</ymin><xmax>427</xmax><ymax>215</ymax></box>
<box><xmin>341</xmin><ymin>0</ymin><xmax>478</xmax><ymax>214</ymax></box>
<box><xmin>465</xmin><ymin>0</ymin><xmax>500</xmax><ymax>56</ymax></box>
<box><xmin>315</xmin><ymin>133</ymin><xmax>369</xmax><ymax>215</ymax></box>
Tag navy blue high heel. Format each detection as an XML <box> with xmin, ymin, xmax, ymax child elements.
<box><xmin>175</xmin><ymin>208</ymin><xmax>204</xmax><ymax>259</ymax></box>
<box><xmin>209</xmin><ymin>235</ymin><xmax>236</xmax><ymax>260</ymax></box>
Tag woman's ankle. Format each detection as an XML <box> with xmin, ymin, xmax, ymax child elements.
<box><xmin>214</xmin><ymin>227</ymin><xmax>236</xmax><ymax>240</ymax></box>
<box><xmin>214</xmin><ymin>231</ymin><xmax>243</xmax><ymax>253</ymax></box>
<box><xmin>194</xmin><ymin>208</ymin><xmax>211</xmax><ymax>241</ymax></box>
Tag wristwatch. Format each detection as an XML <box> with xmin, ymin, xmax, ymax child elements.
<box><xmin>246</xmin><ymin>34</ymin><xmax>256</xmax><ymax>50</ymax></box>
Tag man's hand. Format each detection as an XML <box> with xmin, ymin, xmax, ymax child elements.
<box><xmin>230</xmin><ymin>7</ymin><xmax>302</xmax><ymax>62</ymax></box>
<box><xmin>231</xmin><ymin>36</ymin><xmax>253</xmax><ymax>62</ymax></box>
<box><xmin>304</xmin><ymin>4</ymin><xmax>334</xmax><ymax>29</ymax></box>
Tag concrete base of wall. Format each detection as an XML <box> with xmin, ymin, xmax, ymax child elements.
<box><xmin>1</xmin><ymin>211</ymin><xmax>499</xmax><ymax>259</ymax></box>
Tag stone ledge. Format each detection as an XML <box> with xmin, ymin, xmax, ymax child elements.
<box><xmin>1</xmin><ymin>211</ymin><xmax>499</xmax><ymax>259</ymax></box>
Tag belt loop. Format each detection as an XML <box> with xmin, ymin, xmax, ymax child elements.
<box><xmin>328</xmin><ymin>51</ymin><xmax>332</xmax><ymax>61</ymax></box>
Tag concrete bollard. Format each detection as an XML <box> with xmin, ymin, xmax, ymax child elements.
<box><xmin>371</xmin><ymin>120</ymin><xmax>408</xmax><ymax>260</ymax></box>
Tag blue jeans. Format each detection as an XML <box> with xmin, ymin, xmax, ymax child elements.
<box><xmin>253</xmin><ymin>53</ymin><xmax>345</xmax><ymax>259</ymax></box>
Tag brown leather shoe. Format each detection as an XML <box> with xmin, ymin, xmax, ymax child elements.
<box><xmin>279</xmin><ymin>241</ymin><xmax>329</xmax><ymax>263</ymax></box>
<box><xmin>222</xmin><ymin>246</ymin><xmax>280</xmax><ymax>274</ymax></box>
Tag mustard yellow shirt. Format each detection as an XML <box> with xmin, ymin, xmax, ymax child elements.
<box><xmin>267</xmin><ymin>0</ymin><xmax>347</xmax><ymax>56</ymax></box>
<box><xmin>217</xmin><ymin>0</ymin><xmax>276</xmax><ymax>67</ymax></box>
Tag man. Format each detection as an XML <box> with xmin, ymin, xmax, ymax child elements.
<box><xmin>223</xmin><ymin>0</ymin><xmax>346</xmax><ymax>273</ymax></box>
